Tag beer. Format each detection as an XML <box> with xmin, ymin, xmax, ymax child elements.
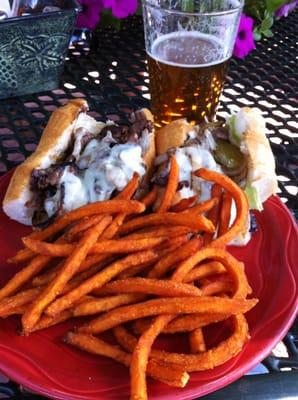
<box><xmin>147</xmin><ymin>32</ymin><xmax>229</xmax><ymax>127</ymax></box>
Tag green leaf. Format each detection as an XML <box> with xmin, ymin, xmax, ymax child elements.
<box><xmin>136</xmin><ymin>4</ymin><xmax>143</xmax><ymax>16</ymax></box>
<box><xmin>265</xmin><ymin>0</ymin><xmax>288</xmax><ymax>13</ymax></box>
<box><xmin>261</xmin><ymin>13</ymin><xmax>274</xmax><ymax>30</ymax></box>
<box><xmin>244</xmin><ymin>0</ymin><xmax>267</xmax><ymax>21</ymax></box>
<box><xmin>263</xmin><ymin>29</ymin><xmax>274</xmax><ymax>37</ymax></box>
<box><xmin>181</xmin><ymin>0</ymin><xmax>194</xmax><ymax>12</ymax></box>
<box><xmin>253</xmin><ymin>30</ymin><xmax>262</xmax><ymax>41</ymax></box>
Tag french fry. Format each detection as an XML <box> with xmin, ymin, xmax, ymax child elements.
<box><xmin>129</xmin><ymin>233</ymin><xmax>250</xmax><ymax>399</ymax></box>
<box><xmin>170</xmin><ymin>196</ymin><xmax>197</xmax><ymax>212</ymax></box>
<box><xmin>7</xmin><ymin>234</ymin><xmax>66</xmax><ymax>268</ymax></box>
<box><xmin>73</xmin><ymin>294</ymin><xmax>146</xmax><ymax>316</ymax></box>
<box><xmin>77</xmin><ymin>254</ymin><xmax>112</xmax><ymax>275</ymax></box>
<box><xmin>29</xmin><ymin>310</ymin><xmax>73</xmax><ymax>333</ymax></box>
<box><xmin>132</xmin><ymin>313</ymin><xmax>229</xmax><ymax>335</ymax></box>
<box><xmin>119</xmin><ymin>212</ymin><xmax>215</xmax><ymax>235</ymax></box>
<box><xmin>201</xmin><ymin>277</ymin><xmax>233</xmax><ymax>296</ymax></box>
<box><xmin>7</xmin><ymin>247</ymin><xmax>35</xmax><ymax>264</ymax></box>
<box><xmin>78</xmin><ymin>296</ymin><xmax>257</xmax><ymax>334</ymax></box>
<box><xmin>62</xmin><ymin>199</ymin><xmax>145</xmax><ymax>222</ymax></box>
<box><xmin>5</xmin><ymin>296</ymin><xmax>95</xmax><ymax>321</ymax></box>
<box><xmin>141</xmin><ymin>186</ymin><xmax>158</xmax><ymax>208</ymax></box>
<box><xmin>114</xmin><ymin>325</ymin><xmax>139</xmax><ymax>353</ymax></box>
<box><xmin>117</xmin><ymin>261</ymin><xmax>155</xmax><ymax>279</ymax></box>
<box><xmin>22</xmin><ymin>215</ymin><xmax>112</xmax><ymax>334</ymax></box>
<box><xmin>45</xmin><ymin>250</ymin><xmax>157</xmax><ymax>317</ymax></box>
<box><xmin>101</xmin><ymin>173</ymin><xmax>140</xmax><ymax>240</ymax></box>
<box><xmin>130</xmin><ymin>313</ymin><xmax>176</xmax><ymax>399</ymax></box>
<box><xmin>119</xmin><ymin>226</ymin><xmax>191</xmax><ymax>241</ymax></box>
<box><xmin>183</xmin><ymin>261</ymin><xmax>226</xmax><ymax>283</ymax></box>
<box><xmin>166</xmin><ymin>313</ymin><xmax>229</xmax><ymax>333</ymax></box>
<box><xmin>115</xmin><ymin>315</ymin><xmax>249</xmax><ymax>371</ymax></box>
<box><xmin>10</xmin><ymin>197</ymin><xmax>145</xmax><ymax>264</ymax></box>
<box><xmin>194</xmin><ymin>169</ymin><xmax>249</xmax><ymax>247</ymax></box>
<box><xmin>0</xmin><ymin>287</ymin><xmax>42</xmax><ymax>317</ymax></box>
<box><xmin>0</xmin><ymin>255</ymin><xmax>51</xmax><ymax>301</ymax></box>
<box><xmin>31</xmin><ymin>263</ymin><xmax>64</xmax><ymax>287</ymax></box>
<box><xmin>204</xmin><ymin>184</ymin><xmax>222</xmax><ymax>245</ymax></box>
<box><xmin>65</xmin><ymin>215</ymin><xmax>105</xmax><ymax>242</ymax></box>
<box><xmin>157</xmin><ymin>156</ymin><xmax>179</xmax><ymax>213</ymax></box>
<box><xmin>98</xmin><ymin>278</ymin><xmax>202</xmax><ymax>297</ymax></box>
<box><xmin>34</xmin><ymin>254</ymin><xmax>115</xmax><ymax>288</ymax></box>
<box><xmin>130</xmin><ymin>230</ymin><xmax>207</xmax><ymax>398</ymax></box>
<box><xmin>156</xmin><ymin>234</ymin><xmax>190</xmax><ymax>253</ymax></box>
<box><xmin>116</xmin><ymin>235</ymin><xmax>191</xmax><ymax>280</ymax></box>
<box><xmin>140</xmin><ymin>315</ymin><xmax>249</xmax><ymax>371</ymax></box>
<box><xmin>170</xmin><ymin>247</ymin><xmax>248</xmax><ymax>298</ymax></box>
<box><xmin>189</xmin><ymin>328</ymin><xmax>206</xmax><ymax>353</ymax></box>
<box><xmin>23</xmin><ymin>237</ymin><xmax>166</xmax><ymax>258</ymax></box>
<box><xmin>131</xmin><ymin>319</ymin><xmax>156</xmax><ymax>336</ymax></box>
<box><xmin>100</xmin><ymin>213</ymin><xmax>126</xmax><ymax>239</ymax></box>
<box><xmin>24</xmin><ymin>297</ymin><xmax>95</xmax><ymax>331</ymax></box>
<box><xmin>60</xmin><ymin>258</ymin><xmax>117</xmax><ymax>299</ymax></box>
<box><xmin>218</xmin><ymin>191</ymin><xmax>233</xmax><ymax>237</ymax></box>
<box><xmin>115</xmin><ymin>173</ymin><xmax>140</xmax><ymax>200</ymax></box>
<box><xmin>148</xmin><ymin>237</ymin><xmax>202</xmax><ymax>279</ymax></box>
<box><xmin>1</xmin><ymin>305</ymin><xmax>27</xmax><ymax>318</ymax></box>
<box><xmin>182</xmin><ymin>197</ymin><xmax>219</xmax><ymax>215</ymax></box>
<box><xmin>24</xmin><ymin>199</ymin><xmax>145</xmax><ymax>244</ymax></box>
<box><xmin>65</xmin><ymin>332</ymin><xmax>189</xmax><ymax>388</ymax></box>
<box><xmin>121</xmin><ymin>237</ymin><xmax>190</xmax><ymax>284</ymax></box>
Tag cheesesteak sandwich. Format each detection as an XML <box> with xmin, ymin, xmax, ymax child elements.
<box><xmin>3</xmin><ymin>99</ymin><xmax>155</xmax><ymax>226</ymax></box>
<box><xmin>153</xmin><ymin>107</ymin><xmax>278</xmax><ymax>244</ymax></box>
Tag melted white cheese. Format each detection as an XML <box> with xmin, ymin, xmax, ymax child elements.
<box><xmin>44</xmin><ymin>167</ymin><xmax>88</xmax><ymax>217</ymax></box>
<box><xmin>62</xmin><ymin>170</ymin><xmax>88</xmax><ymax>211</ymax></box>
<box><xmin>79</xmin><ymin>141</ymin><xmax>146</xmax><ymax>203</ymax></box>
<box><xmin>44</xmin><ymin>132</ymin><xmax>147</xmax><ymax>217</ymax></box>
<box><xmin>174</xmin><ymin>145</ymin><xmax>222</xmax><ymax>202</ymax></box>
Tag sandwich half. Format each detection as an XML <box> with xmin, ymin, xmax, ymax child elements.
<box><xmin>153</xmin><ymin>107</ymin><xmax>278</xmax><ymax>244</ymax></box>
<box><xmin>3</xmin><ymin>99</ymin><xmax>155</xmax><ymax>226</ymax></box>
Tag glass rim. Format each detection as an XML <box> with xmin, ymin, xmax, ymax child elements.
<box><xmin>142</xmin><ymin>0</ymin><xmax>244</xmax><ymax>17</ymax></box>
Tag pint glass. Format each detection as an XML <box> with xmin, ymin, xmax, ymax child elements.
<box><xmin>142</xmin><ymin>1</ymin><xmax>243</xmax><ymax>126</ymax></box>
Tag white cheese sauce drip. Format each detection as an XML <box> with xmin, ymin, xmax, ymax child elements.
<box><xmin>79</xmin><ymin>139</ymin><xmax>145</xmax><ymax>202</ymax></box>
<box><xmin>44</xmin><ymin>129</ymin><xmax>147</xmax><ymax>217</ymax></box>
<box><xmin>174</xmin><ymin>144</ymin><xmax>222</xmax><ymax>202</ymax></box>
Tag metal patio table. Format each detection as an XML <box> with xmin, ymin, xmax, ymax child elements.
<box><xmin>0</xmin><ymin>11</ymin><xmax>297</xmax><ymax>400</ymax></box>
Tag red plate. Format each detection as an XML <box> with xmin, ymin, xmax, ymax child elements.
<box><xmin>0</xmin><ymin>169</ymin><xmax>297</xmax><ymax>400</ymax></box>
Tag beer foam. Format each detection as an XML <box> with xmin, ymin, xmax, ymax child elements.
<box><xmin>149</xmin><ymin>31</ymin><xmax>229</xmax><ymax>68</ymax></box>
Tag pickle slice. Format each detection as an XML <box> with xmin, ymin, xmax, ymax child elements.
<box><xmin>214</xmin><ymin>139</ymin><xmax>245</xmax><ymax>170</ymax></box>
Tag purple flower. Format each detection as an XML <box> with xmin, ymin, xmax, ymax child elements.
<box><xmin>102</xmin><ymin>0</ymin><xmax>137</xmax><ymax>19</ymax></box>
<box><xmin>233</xmin><ymin>14</ymin><xmax>256</xmax><ymax>59</ymax></box>
<box><xmin>77</xmin><ymin>0</ymin><xmax>103</xmax><ymax>30</ymax></box>
<box><xmin>275</xmin><ymin>1</ymin><xmax>298</xmax><ymax>17</ymax></box>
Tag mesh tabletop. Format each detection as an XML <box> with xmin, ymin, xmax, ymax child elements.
<box><xmin>0</xmin><ymin>10</ymin><xmax>297</xmax><ymax>400</ymax></box>
<box><xmin>0</xmin><ymin>13</ymin><xmax>297</xmax><ymax>220</ymax></box>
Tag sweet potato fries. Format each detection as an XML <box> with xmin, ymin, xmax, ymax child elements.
<box><xmin>0</xmin><ymin>165</ymin><xmax>256</xmax><ymax>400</ymax></box>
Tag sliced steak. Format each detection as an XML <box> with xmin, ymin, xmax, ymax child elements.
<box><xmin>211</xmin><ymin>126</ymin><xmax>229</xmax><ymax>141</ymax></box>
<box><xmin>99</xmin><ymin>125</ymin><xmax>130</xmax><ymax>144</ymax></box>
<box><xmin>80</xmin><ymin>130</ymin><xmax>96</xmax><ymax>149</ymax></box>
<box><xmin>177</xmin><ymin>180</ymin><xmax>190</xmax><ymax>190</ymax></box>
<box><xmin>30</xmin><ymin>165</ymin><xmax>65</xmax><ymax>190</ymax></box>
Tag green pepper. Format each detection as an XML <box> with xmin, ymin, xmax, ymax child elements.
<box><xmin>245</xmin><ymin>185</ymin><xmax>263</xmax><ymax>211</ymax></box>
<box><xmin>214</xmin><ymin>139</ymin><xmax>245</xmax><ymax>170</ymax></box>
